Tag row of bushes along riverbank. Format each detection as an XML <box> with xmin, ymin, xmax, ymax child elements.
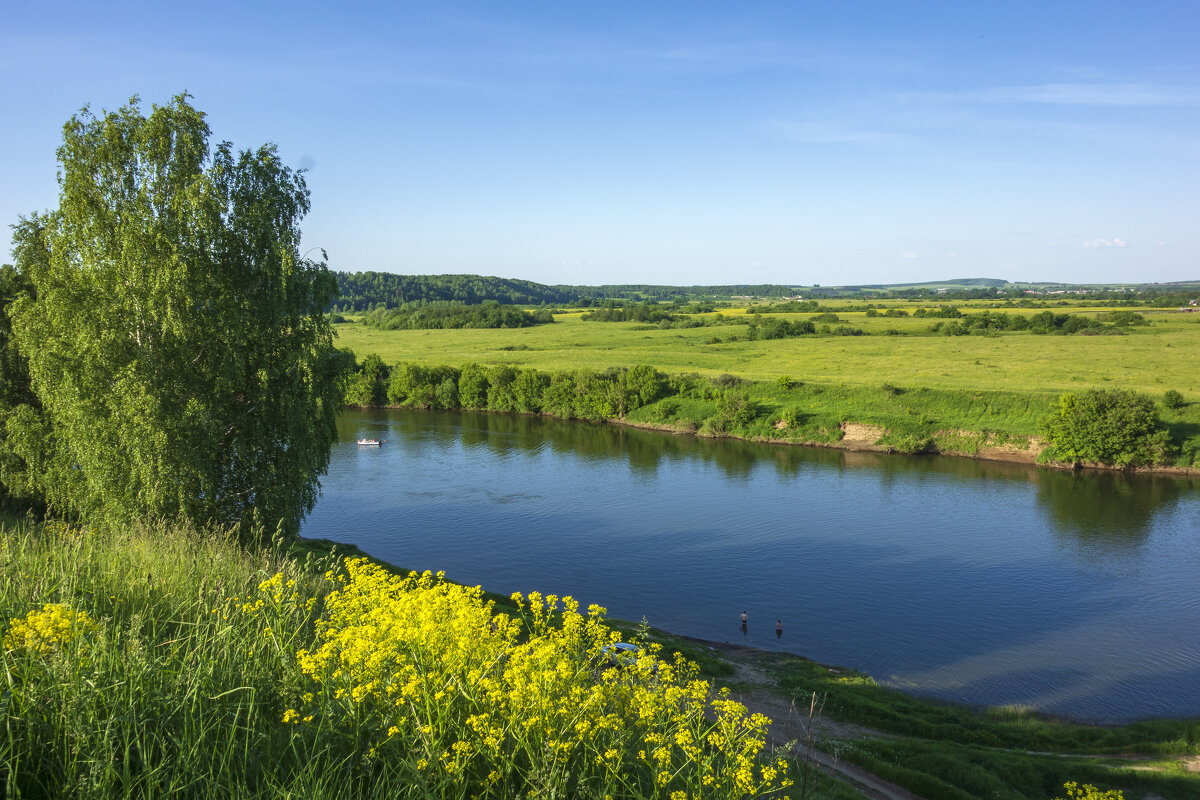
<box><xmin>342</xmin><ymin>356</ymin><xmax>1200</xmax><ymax>470</ymax></box>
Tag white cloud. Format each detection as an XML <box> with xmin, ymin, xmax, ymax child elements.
<box><xmin>1082</xmin><ymin>238</ymin><xmax>1128</xmax><ymax>249</ymax></box>
<box><xmin>898</xmin><ymin>251</ymin><xmax>918</xmax><ymax>259</ymax></box>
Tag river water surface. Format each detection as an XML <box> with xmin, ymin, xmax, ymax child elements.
<box><xmin>302</xmin><ymin>409</ymin><xmax>1200</xmax><ymax>721</ymax></box>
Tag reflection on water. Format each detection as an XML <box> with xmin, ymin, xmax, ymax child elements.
<box><xmin>306</xmin><ymin>409</ymin><xmax>1200</xmax><ymax>721</ymax></box>
<box><xmin>1038</xmin><ymin>469</ymin><xmax>1187</xmax><ymax>549</ymax></box>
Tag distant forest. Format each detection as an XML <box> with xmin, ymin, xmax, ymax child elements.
<box><xmin>359</xmin><ymin>301</ymin><xmax>553</xmax><ymax>330</ymax></box>
<box><xmin>332</xmin><ymin>271</ymin><xmax>797</xmax><ymax>311</ymax></box>
<box><xmin>332</xmin><ymin>271</ymin><xmax>1200</xmax><ymax>311</ymax></box>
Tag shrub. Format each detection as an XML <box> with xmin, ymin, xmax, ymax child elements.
<box><xmin>710</xmin><ymin>373</ymin><xmax>744</xmax><ymax>388</ymax></box>
<box><xmin>1039</xmin><ymin>390</ymin><xmax>1173</xmax><ymax>467</ymax></box>
<box><xmin>780</xmin><ymin>406</ymin><xmax>806</xmax><ymax>428</ymax></box>
<box><xmin>1054</xmin><ymin>782</ymin><xmax>1124</xmax><ymax>800</ymax></box>
<box><xmin>1163</xmin><ymin>389</ymin><xmax>1185</xmax><ymax>410</ymax></box>
<box><xmin>290</xmin><ymin>559</ymin><xmax>792</xmax><ymax>799</ymax></box>
<box><xmin>713</xmin><ymin>390</ymin><xmax>757</xmax><ymax>430</ymax></box>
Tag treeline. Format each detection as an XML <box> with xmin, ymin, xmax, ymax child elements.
<box><xmin>580</xmin><ymin>303</ymin><xmax>674</xmax><ymax>323</ymax></box>
<box><xmin>342</xmin><ymin>357</ymin><xmax>771</xmax><ymax>435</ymax></box>
<box><xmin>748</xmin><ymin>300</ymin><xmax>821</xmax><ymax>313</ymax></box>
<box><xmin>358</xmin><ymin>301</ymin><xmax>553</xmax><ymax>330</ymax></box>
<box><xmin>343</xmin><ymin>357</ymin><xmax>673</xmax><ymax>421</ymax></box>
<box><xmin>745</xmin><ymin>316</ymin><xmax>866</xmax><ymax>339</ymax></box>
<box><xmin>579</xmin><ymin>302</ymin><xmax>738</xmax><ymax>327</ymax></box>
<box><xmin>332</xmin><ymin>271</ymin><xmax>1200</xmax><ymax>311</ymax></box>
<box><xmin>332</xmin><ymin>271</ymin><xmax>801</xmax><ymax>310</ymax></box>
<box><xmin>340</xmin><ymin>355</ymin><xmax>1193</xmax><ymax>467</ymax></box>
<box><xmin>812</xmin><ymin>282</ymin><xmax>1200</xmax><ymax>304</ymax></box>
<box><xmin>928</xmin><ymin>310</ymin><xmax>1149</xmax><ymax>336</ymax></box>
<box><xmin>335</xmin><ymin>272</ymin><xmax>578</xmax><ymax>310</ymax></box>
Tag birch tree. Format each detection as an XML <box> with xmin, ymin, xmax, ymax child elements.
<box><xmin>8</xmin><ymin>94</ymin><xmax>344</xmax><ymax>536</ymax></box>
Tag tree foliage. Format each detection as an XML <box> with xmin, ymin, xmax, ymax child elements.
<box><xmin>1039</xmin><ymin>390</ymin><xmax>1173</xmax><ymax>467</ymax></box>
<box><xmin>6</xmin><ymin>94</ymin><xmax>344</xmax><ymax>536</ymax></box>
<box><xmin>331</xmin><ymin>270</ymin><xmax>799</xmax><ymax>311</ymax></box>
<box><xmin>0</xmin><ymin>265</ymin><xmax>41</xmax><ymax>510</ymax></box>
<box><xmin>359</xmin><ymin>300</ymin><xmax>552</xmax><ymax>330</ymax></box>
<box><xmin>1162</xmin><ymin>389</ymin><xmax>1185</xmax><ymax>410</ymax></box>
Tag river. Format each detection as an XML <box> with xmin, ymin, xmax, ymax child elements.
<box><xmin>302</xmin><ymin>408</ymin><xmax>1200</xmax><ymax>722</ymax></box>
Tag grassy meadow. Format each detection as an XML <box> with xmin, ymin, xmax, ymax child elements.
<box><xmin>334</xmin><ymin>300</ymin><xmax>1200</xmax><ymax>465</ymax></box>
<box><xmin>334</xmin><ymin>303</ymin><xmax>1200</xmax><ymax>396</ymax></box>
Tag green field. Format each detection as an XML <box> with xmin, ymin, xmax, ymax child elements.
<box><xmin>334</xmin><ymin>304</ymin><xmax>1200</xmax><ymax>398</ymax></box>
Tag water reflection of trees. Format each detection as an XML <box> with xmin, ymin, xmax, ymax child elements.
<box><xmin>1035</xmin><ymin>469</ymin><xmax>1192</xmax><ymax>550</ymax></box>
<box><xmin>341</xmin><ymin>409</ymin><xmax>1196</xmax><ymax>541</ymax></box>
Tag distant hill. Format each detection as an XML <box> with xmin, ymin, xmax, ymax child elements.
<box><xmin>331</xmin><ymin>271</ymin><xmax>1200</xmax><ymax>310</ymax></box>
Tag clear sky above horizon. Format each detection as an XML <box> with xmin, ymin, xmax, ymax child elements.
<box><xmin>3</xmin><ymin>1</ymin><xmax>1198</xmax><ymax>287</ymax></box>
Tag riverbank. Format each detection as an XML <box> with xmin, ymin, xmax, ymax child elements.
<box><xmin>346</xmin><ymin>398</ymin><xmax>1200</xmax><ymax>477</ymax></box>
<box><xmin>612</xmin><ymin>415</ymin><xmax>1200</xmax><ymax>476</ymax></box>
<box><xmin>335</xmin><ymin>309</ymin><xmax>1200</xmax><ymax>474</ymax></box>
<box><xmin>7</xmin><ymin>511</ymin><xmax>1195</xmax><ymax>798</ymax></box>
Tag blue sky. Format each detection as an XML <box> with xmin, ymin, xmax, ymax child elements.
<box><xmin>3</xmin><ymin>1</ymin><xmax>1198</xmax><ymax>286</ymax></box>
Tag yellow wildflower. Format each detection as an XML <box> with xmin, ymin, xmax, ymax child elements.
<box><xmin>4</xmin><ymin>603</ymin><xmax>97</xmax><ymax>654</ymax></box>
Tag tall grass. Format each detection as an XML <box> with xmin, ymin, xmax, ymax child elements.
<box><xmin>0</xmin><ymin>520</ymin><xmax>803</xmax><ymax>799</ymax></box>
<box><xmin>1</xmin><ymin>519</ymin><xmax>328</xmax><ymax>798</ymax></box>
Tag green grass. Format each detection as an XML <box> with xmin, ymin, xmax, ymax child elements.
<box><xmin>333</xmin><ymin>303</ymin><xmax>1200</xmax><ymax>467</ymax></box>
<box><xmin>830</xmin><ymin>738</ymin><xmax>1199</xmax><ymax>800</ymax></box>
<box><xmin>773</xmin><ymin>656</ymin><xmax>1200</xmax><ymax>754</ymax></box>
<box><xmin>333</xmin><ymin>306</ymin><xmax>1200</xmax><ymax>398</ymax></box>
<box><xmin>1</xmin><ymin>520</ymin><xmax>862</xmax><ymax>799</ymax></box>
<box><xmin>8</xmin><ymin>518</ymin><xmax>1199</xmax><ymax>799</ymax></box>
<box><xmin>773</xmin><ymin>655</ymin><xmax>1200</xmax><ymax>799</ymax></box>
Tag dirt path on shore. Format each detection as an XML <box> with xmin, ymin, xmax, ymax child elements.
<box><xmin>705</xmin><ymin>642</ymin><xmax>926</xmax><ymax>800</ymax></box>
<box><xmin>699</xmin><ymin>640</ymin><xmax>1196</xmax><ymax>798</ymax></box>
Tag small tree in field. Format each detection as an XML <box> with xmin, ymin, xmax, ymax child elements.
<box><xmin>7</xmin><ymin>94</ymin><xmax>344</xmax><ymax>536</ymax></box>
<box><xmin>1039</xmin><ymin>389</ymin><xmax>1173</xmax><ymax>468</ymax></box>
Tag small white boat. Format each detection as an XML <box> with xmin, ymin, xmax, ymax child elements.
<box><xmin>356</xmin><ymin>439</ymin><xmax>382</xmax><ymax>446</ymax></box>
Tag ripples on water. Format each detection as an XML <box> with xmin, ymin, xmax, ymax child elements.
<box><xmin>303</xmin><ymin>409</ymin><xmax>1200</xmax><ymax>721</ymax></box>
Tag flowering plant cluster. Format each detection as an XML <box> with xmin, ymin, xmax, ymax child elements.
<box><xmin>271</xmin><ymin>557</ymin><xmax>791</xmax><ymax>798</ymax></box>
<box><xmin>3</xmin><ymin>602</ymin><xmax>97</xmax><ymax>655</ymax></box>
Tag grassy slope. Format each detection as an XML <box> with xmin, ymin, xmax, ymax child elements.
<box><xmin>0</xmin><ymin>519</ymin><xmax>864</xmax><ymax>799</ymax></box>
<box><xmin>769</xmin><ymin>655</ymin><xmax>1200</xmax><ymax>800</ymax></box>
